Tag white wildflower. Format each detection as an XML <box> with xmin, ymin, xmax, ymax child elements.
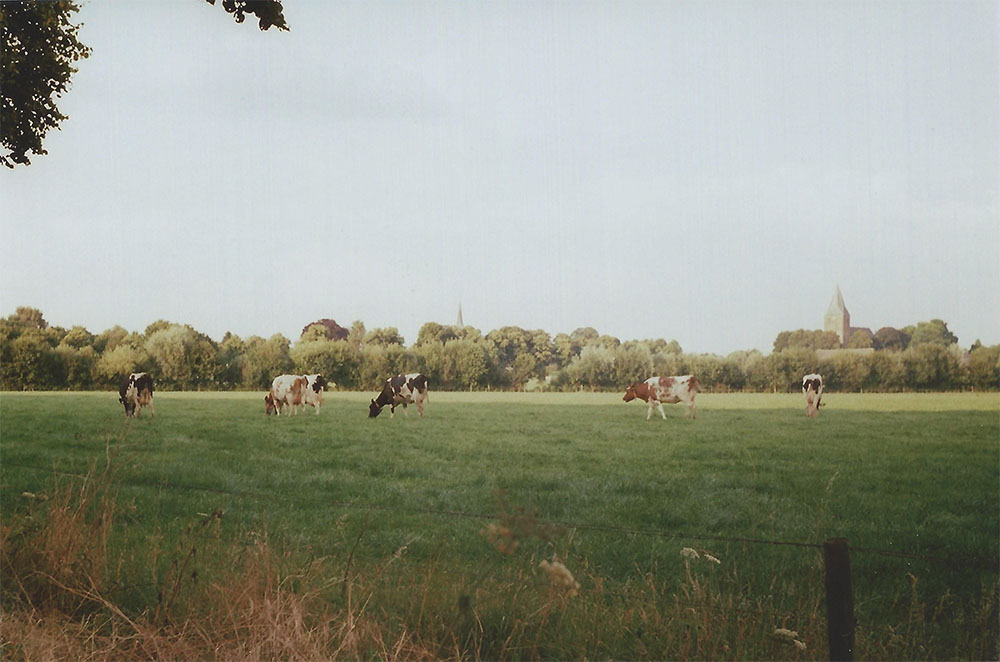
<box><xmin>540</xmin><ymin>559</ymin><xmax>581</xmax><ymax>597</ymax></box>
<box><xmin>773</xmin><ymin>628</ymin><xmax>807</xmax><ymax>651</ymax></box>
<box><xmin>703</xmin><ymin>552</ymin><xmax>721</xmax><ymax>564</ymax></box>
<box><xmin>680</xmin><ymin>547</ymin><xmax>700</xmax><ymax>560</ymax></box>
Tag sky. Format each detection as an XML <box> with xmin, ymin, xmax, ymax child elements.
<box><xmin>3</xmin><ymin>0</ymin><xmax>998</xmax><ymax>354</ymax></box>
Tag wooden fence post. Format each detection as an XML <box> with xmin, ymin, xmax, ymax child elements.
<box><xmin>824</xmin><ymin>537</ymin><xmax>855</xmax><ymax>661</ymax></box>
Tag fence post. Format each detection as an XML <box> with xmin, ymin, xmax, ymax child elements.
<box><xmin>824</xmin><ymin>537</ymin><xmax>855</xmax><ymax>661</ymax></box>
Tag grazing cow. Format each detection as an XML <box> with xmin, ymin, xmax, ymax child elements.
<box><xmin>302</xmin><ymin>374</ymin><xmax>330</xmax><ymax>414</ymax></box>
<box><xmin>369</xmin><ymin>373</ymin><xmax>429</xmax><ymax>418</ymax></box>
<box><xmin>623</xmin><ymin>375</ymin><xmax>701</xmax><ymax>420</ymax></box>
<box><xmin>802</xmin><ymin>373</ymin><xmax>823</xmax><ymax>417</ymax></box>
<box><xmin>119</xmin><ymin>372</ymin><xmax>155</xmax><ymax>418</ymax></box>
<box><xmin>266</xmin><ymin>374</ymin><xmax>308</xmax><ymax>416</ymax></box>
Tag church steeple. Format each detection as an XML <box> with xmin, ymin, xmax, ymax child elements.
<box><xmin>824</xmin><ymin>285</ymin><xmax>850</xmax><ymax>345</ymax></box>
<box><xmin>456</xmin><ymin>303</ymin><xmax>464</xmax><ymax>328</ymax></box>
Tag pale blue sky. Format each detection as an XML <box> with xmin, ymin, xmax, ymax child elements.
<box><xmin>3</xmin><ymin>1</ymin><xmax>997</xmax><ymax>353</ymax></box>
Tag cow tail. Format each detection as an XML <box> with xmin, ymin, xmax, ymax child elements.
<box><xmin>424</xmin><ymin>380</ymin><xmax>429</xmax><ymax>401</ymax></box>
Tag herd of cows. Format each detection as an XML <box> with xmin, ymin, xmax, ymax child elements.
<box><xmin>118</xmin><ymin>371</ymin><xmax>826</xmax><ymax>420</ymax></box>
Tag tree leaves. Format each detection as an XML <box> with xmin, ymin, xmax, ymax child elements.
<box><xmin>0</xmin><ymin>1</ymin><xmax>91</xmax><ymax>168</ymax></box>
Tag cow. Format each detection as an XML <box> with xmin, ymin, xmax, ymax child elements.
<box><xmin>622</xmin><ymin>375</ymin><xmax>700</xmax><ymax>420</ymax></box>
<box><xmin>119</xmin><ymin>372</ymin><xmax>154</xmax><ymax>418</ymax></box>
<box><xmin>301</xmin><ymin>374</ymin><xmax>330</xmax><ymax>414</ymax></box>
<box><xmin>265</xmin><ymin>374</ymin><xmax>308</xmax><ymax>416</ymax></box>
<box><xmin>369</xmin><ymin>373</ymin><xmax>429</xmax><ymax>418</ymax></box>
<box><xmin>802</xmin><ymin>373</ymin><xmax>823</xmax><ymax>417</ymax></box>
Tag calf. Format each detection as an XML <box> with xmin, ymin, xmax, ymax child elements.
<box><xmin>802</xmin><ymin>373</ymin><xmax>823</xmax><ymax>417</ymax></box>
<box><xmin>266</xmin><ymin>374</ymin><xmax>308</xmax><ymax>415</ymax></box>
<box><xmin>369</xmin><ymin>373</ymin><xmax>429</xmax><ymax>418</ymax></box>
<box><xmin>623</xmin><ymin>375</ymin><xmax>700</xmax><ymax>420</ymax></box>
<box><xmin>302</xmin><ymin>373</ymin><xmax>330</xmax><ymax>414</ymax></box>
<box><xmin>119</xmin><ymin>372</ymin><xmax>155</xmax><ymax>418</ymax></box>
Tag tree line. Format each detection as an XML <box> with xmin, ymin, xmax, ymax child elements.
<box><xmin>1</xmin><ymin>307</ymin><xmax>996</xmax><ymax>393</ymax></box>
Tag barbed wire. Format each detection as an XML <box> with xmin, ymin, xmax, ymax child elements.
<box><xmin>5</xmin><ymin>460</ymin><xmax>997</xmax><ymax>570</ymax></box>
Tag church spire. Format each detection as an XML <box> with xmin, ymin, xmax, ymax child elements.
<box><xmin>823</xmin><ymin>285</ymin><xmax>850</xmax><ymax>345</ymax></box>
<box><xmin>826</xmin><ymin>284</ymin><xmax>848</xmax><ymax>318</ymax></box>
<box><xmin>457</xmin><ymin>303</ymin><xmax>464</xmax><ymax>328</ymax></box>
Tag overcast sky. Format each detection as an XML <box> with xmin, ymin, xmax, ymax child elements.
<box><xmin>3</xmin><ymin>1</ymin><xmax>997</xmax><ymax>354</ymax></box>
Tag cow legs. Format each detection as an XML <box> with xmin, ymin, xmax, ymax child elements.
<box><xmin>416</xmin><ymin>396</ymin><xmax>425</xmax><ymax>417</ymax></box>
<box><xmin>656</xmin><ymin>401</ymin><xmax>666</xmax><ymax>419</ymax></box>
<box><xmin>646</xmin><ymin>400</ymin><xmax>666</xmax><ymax>420</ymax></box>
<box><xmin>688</xmin><ymin>400</ymin><xmax>696</xmax><ymax>419</ymax></box>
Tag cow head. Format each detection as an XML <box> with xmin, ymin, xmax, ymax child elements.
<box><xmin>313</xmin><ymin>374</ymin><xmax>328</xmax><ymax>393</ymax></box>
<box><xmin>120</xmin><ymin>394</ymin><xmax>137</xmax><ymax>417</ymax></box>
<box><xmin>368</xmin><ymin>399</ymin><xmax>383</xmax><ymax>418</ymax></box>
<box><xmin>120</xmin><ymin>376</ymin><xmax>137</xmax><ymax>416</ymax></box>
<box><xmin>265</xmin><ymin>393</ymin><xmax>277</xmax><ymax>415</ymax></box>
<box><xmin>623</xmin><ymin>384</ymin><xmax>638</xmax><ymax>402</ymax></box>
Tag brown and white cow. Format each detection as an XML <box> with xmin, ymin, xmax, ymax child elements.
<box><xmin>622</xmin><ymin>375</ymin><xmax>700</xmax><ymax>420</ymax></box>
<box><xmin>265</xmin><ymin>374</ymin><xmax>308</xmax><ymax>416</ymax></box>
<box><xmin>369</xmin><ymin>373</ymin><xmax>429</xmax><ymax>418</ymax></box>
<box><xmin>301</xmin><ymin>374</ymin><xmax>330</xmax><ymax>414</ymax></box>
<box><xmin>119</xmin><ymin>372</ymin><xmax>154</xmax><ymax>418</ymax></box>
<box><xmin>802</xmin><ymin>373</ymin><xmax>823</xmax><ymax>417</ymax></box>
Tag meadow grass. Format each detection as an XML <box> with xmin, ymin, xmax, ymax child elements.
<box><xmin>2</xmin><ymin>391</ymin><xmax>997</xmax><ymax>659</ymax></box>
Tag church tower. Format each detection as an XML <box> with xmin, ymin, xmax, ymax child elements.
<box><xmin>824</xmin><ymin>285</ymin><xmax>850</xmax><ymax>346</ymax></box>
<box><xmin>456</xmin><ymin>303</ymin><xmax>464</xmax><ymax>328</ymax></box>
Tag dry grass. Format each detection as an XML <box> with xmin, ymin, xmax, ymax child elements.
<box><xmin>2</xmin><ymin>454</ymin><xmax>995</xmax><ymax>661</ymax></box>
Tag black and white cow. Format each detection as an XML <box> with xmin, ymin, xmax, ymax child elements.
<box><xmin>369</xmin><ymin>373</ymin><xmax>429</xmax><ymax>418</ymax></box>
<box><xmin>119</xmin><ymin>372</ymin><xmax>154</xmax><ymax>418</ymax></box>
<box><xmin>802</xmin><ymin>373</ymin><xmax>823</xmax><ymax>417</ymax></box>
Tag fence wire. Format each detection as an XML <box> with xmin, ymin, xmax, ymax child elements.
<box><xmin>4</xmin><ymin>460</ymin><xmax>997</xmax><ymax>570</ymax></box>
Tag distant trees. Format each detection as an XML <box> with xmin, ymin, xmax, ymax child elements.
<box><xmin>365</xmin><ymin>327</ymin><xmax>405</xmax><ymax>347</ymax></box>
<box><xmin>874</xmin><ymin>327</ymin><xmax>910</xmax><ymax>352</ymax></box>
<box><xmin>0</xmin><ymin>308</ymin><xmax>995</xmax><ymax>393</ymax></box>
<box><xmin>773</xmin><ymin>329</ymin><xmax>841</xmax><ymax>352</ymax></box>
<box><xmin>908</xmin><ymin>319</ymin><xmax>959</xmax><ymax>348</ymax></box>
<box><xmin>300</xmin><ymin>319</ymin><xmax>349</xmax><ymax>342</ymax></box>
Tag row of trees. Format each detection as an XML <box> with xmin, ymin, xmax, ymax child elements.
<box><xmin>773</xmin><ymin>319</ymin><xmax>958</xmax><ymax>352</ymax></box>
<box><xmin>1</xmin><ymin>307</ymin><xmax>997</xmax><ymax>393</ymax></box>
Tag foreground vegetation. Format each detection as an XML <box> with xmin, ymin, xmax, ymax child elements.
<box><xmin>2</xmin><ymin>392</ymin><xmax>998</xmax><ymax>660</ymax></box>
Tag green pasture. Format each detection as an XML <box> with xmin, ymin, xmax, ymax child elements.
<box><xmin>2</xmin><ymin>390</ymin><xmax>998</xmax><ymax>656</ymax></box>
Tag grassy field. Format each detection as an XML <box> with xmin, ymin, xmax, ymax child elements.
<box><xmin>2</xmin><ymin>391</ymin><xmax>998</xmax><ymax>659</ymax></box>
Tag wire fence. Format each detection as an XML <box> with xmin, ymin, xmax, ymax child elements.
<box><xmin>5</xmin><ymin>459</ymin><xmax>997</xmax><ymax>571</ymax></box>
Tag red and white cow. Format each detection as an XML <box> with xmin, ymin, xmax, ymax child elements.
<box><xmin>265</xmin><ymin>374</ymin><xmax>308</xmax><ymax>416</ymax></box>
<box><xmin>623</xmin><ymin>375</ymin><xmax>701</xmax><ymax>420</ymax></box>
<box><xmin>802</xmin><ymin>373</ymin><xmax>823</xmax><ymax>417</ymax></box>
<box><xmin>302</xmin><ymin>373</ymin><xmax>330</xmax><ymax>414</ymax></box>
